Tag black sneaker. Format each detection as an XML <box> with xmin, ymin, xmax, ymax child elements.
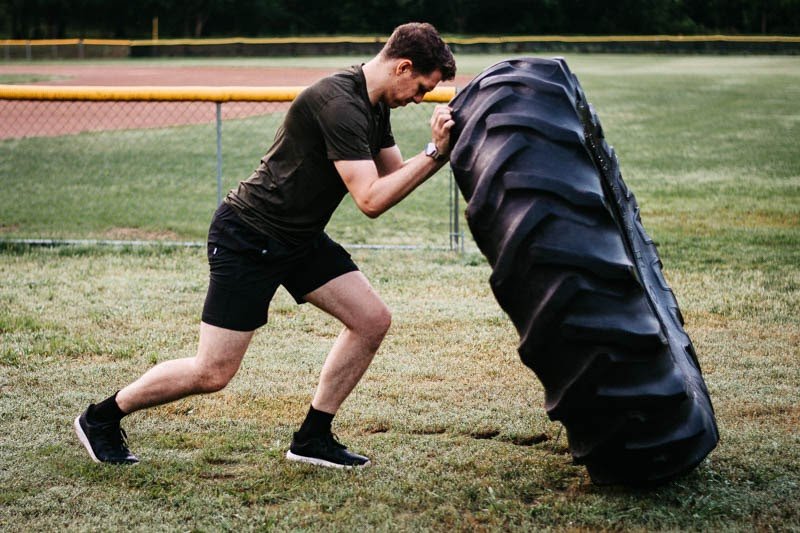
<box><xmin>74</xmin><ymin>406</ymin><xmax>139</xmax><ymax>465</ymax></box>
<box><xmin>286</xmin><ymin>432</ymin><xmax>371</xmax><ymax>469</ymax></box>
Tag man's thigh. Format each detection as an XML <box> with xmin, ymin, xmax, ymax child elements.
<box><xmin>195</xmin><ymin>321</ymin><xmax>255</xmax><ymax>376</ymax></box>
<box><xmin>302</xmin><ymin>270</ymin><xmax>390</xmax><ymax>332</ymax></box>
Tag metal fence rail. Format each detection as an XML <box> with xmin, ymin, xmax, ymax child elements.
<box><xmin>0</xmin><ymin>85</ymin><xmax>464</xmax><ymax>251</ymax></box>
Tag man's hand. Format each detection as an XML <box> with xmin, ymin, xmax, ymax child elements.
<box><xmin>430</xmin><ymin>104</ymin><xmax>455</xmax><ymax>156</ymax></box>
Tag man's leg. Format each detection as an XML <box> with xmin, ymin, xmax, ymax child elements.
<box><xmin>286</xmin><ymin>270</ymin><xmax>391</xmax><ymax>468</ymax></box>
<box><xmin>75</xmin><ymin>322</ymin><xmax>254</xmax><ymax>464</ymax></box>
<box><xmin>305</xmin><ymin>270</ymin><xmax>392</xmax><ymax>413</ymax></box>
<box><xmin>116</xmin><ymin>322</ymin><xmax>254</xmax><ymax>413</ymax></box>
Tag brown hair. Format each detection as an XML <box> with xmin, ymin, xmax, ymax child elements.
<box><xmin>381</xmin><ymin>22</ymin><xmax>456</xmax><ymax>81</ymax></box>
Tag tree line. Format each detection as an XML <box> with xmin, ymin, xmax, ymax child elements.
<box><xmin>2</xmin><ymin>0</ymin><xmax>799</xmax><ymax>40</ymax></box>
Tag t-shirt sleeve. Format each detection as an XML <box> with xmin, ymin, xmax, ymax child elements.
<box><xmin>317</xmin><ymin>98</ymin><xmax>373</xmax><ymax>161</ymax></box>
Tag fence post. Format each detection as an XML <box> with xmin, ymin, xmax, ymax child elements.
<box><xmin>448</xmin><ymin>87</ymin><xmax>463</xmax><ymax>252</ymax></box>
<box><xmin>449</xmin><ymin>167</ymin><xmax>463</xmax><ymax>252</ymax></box>
<box><xmin>25</xmin><ymin>41</ymin><xmax>32</xmax><ymax>61</ymax></box>
<box><xmin>216</xmin><ymin>102</ymin><xmax>223</xmax><ymax>205</ymax></box>
<box><xmin>449</xmin><ymin>168</ymin><xmax>455</xmax><ymax>250</ymax></box>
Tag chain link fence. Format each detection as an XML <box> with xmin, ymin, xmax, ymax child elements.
<box><xmin>0</xmin><ymin>89</ymin><xmax>465</xmax><ymax>250</ymax></box>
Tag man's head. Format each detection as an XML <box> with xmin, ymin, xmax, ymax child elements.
<box><xmin>378</xmin><ymin>22</ymin><xmax>456</xmax><ymax>108</ymax></box>
<box><xmin>381</xmin><ymin>22</ymin><xmax>456</xmax><ymax>82</ymax></box>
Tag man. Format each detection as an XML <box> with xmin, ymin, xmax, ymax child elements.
<box><xmin>74</xmin><ymin>22</ymin><xmax>456</xmax><ymax>469</ymax></box>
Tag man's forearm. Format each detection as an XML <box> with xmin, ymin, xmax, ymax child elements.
<box><xmin>363</xmin><ymin>151</ymin><xmax>447</xmax><ymax>217</ymax></box>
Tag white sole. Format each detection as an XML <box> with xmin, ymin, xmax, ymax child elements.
<box><xmin>74</xmin><ymin>415</ymin><xmax>101</xmax><ymax>463</ymax></box>
<box><xmin>285</xmin><ymin>450</ymin><xmax>371</xmax><ymax>469</ymax></box>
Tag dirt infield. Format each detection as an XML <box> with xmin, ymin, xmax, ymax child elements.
<box><xmin>0</xmin><ymin>64</ymin><xmax>341</xmax><ymax>86</ymax></box>
<box><xmin>0</xmin><ymin>64</ymin><xmax>467</xmax><ymax>139</ymax></box>
<box><xmin>0</xmin><ymin>65</ymin><xmax>336</xmax><ymax>139</ymax></box>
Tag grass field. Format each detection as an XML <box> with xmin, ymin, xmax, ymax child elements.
<box><xmin>0</xmin><ymin>73</ymin><xmax>64</xmax><ymax>84</ymax></box>
<box><xmin>1</xmin><ymin>54</ymin><xmax>799</xmax><ymax>531</ymax></box>
<box><xmin>0</xmin><ymin>101</ymin><xmax>450</xmax><ymax>245</ymax></box>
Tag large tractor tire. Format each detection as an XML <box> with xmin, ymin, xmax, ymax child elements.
<box><xmin>448</xmin><ymin>57</ymin><xmax>718</xmax><ymax>485</ymax></box>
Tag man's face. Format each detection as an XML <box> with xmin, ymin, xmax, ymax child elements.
<box><xmin>387</xmin><ymin>62</ymin><xmax>443</xmax><ymax>108</ymax></box>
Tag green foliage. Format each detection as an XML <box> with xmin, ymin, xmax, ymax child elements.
<box><xmin>2</xmin><ymin>0</ymin><xmax>799</xmax><ymax>38</ymax></box>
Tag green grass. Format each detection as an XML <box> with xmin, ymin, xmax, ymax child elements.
<box><xmin>1</xmin><ymin>55</ymin><xmax>799</xmax><ymax>530</ymax></box>
<box><xmin>0</xmin><ymin>73</ymin><xmax>66</xmax><ymax>84</ymax></box>
<box><xmin>2</xmin><ymin>54</ymin><xmax>798</xmax><ymax>249</ymax></box>
<box><xmin>1</xmin><ymin>245</ymin><xmax>797</xmax><ymax>531</ymax></box>
<box><xmin>0</xmin><ymin>103</ymin><xmax>449</xmax><ymax>245</ymax></box>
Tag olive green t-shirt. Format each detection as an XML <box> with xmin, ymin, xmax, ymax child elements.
<box><xmin>225</xmin><ymin>65</ymin><xmax>395</xmax><ymax>245</ymax></box>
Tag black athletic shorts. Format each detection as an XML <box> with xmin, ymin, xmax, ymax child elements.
<box><xmin>201</xmin><ymin>202</ymin><xmax>359</xmax><ymax>331</ymax></box>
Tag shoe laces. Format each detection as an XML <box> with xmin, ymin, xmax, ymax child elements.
<box><xmin>98</xmin><ymin>421</ymin><xmax>132</xmax><ymax>452</ymax></box>
<box><xmin>327</xmin><ymin>432</ymin><xmax>347</xmax><ymax>450</ymax></box>
<box><xmin>117</xmin><ymin>428</ymin><xmax>132</xmax><ymax>452</ymax></box>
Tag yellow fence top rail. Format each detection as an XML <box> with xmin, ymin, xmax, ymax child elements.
<box><xmin>132</xmin><ymin>36</ymin><xmax>388</xmax><ymax>46</ymax></box>
<box><xmin>0</xmin><ymin>84</ymin><xmax>457</xmax><ymax>103</ymax></box>
<box><xmin>448</xmin><ymin>34</ymin><xmax>800</xmax><ymax>44</ymax></box>
<box><xmin>2</xmin><ymin>35</ymin><xmax>799</xmax><ymax>47</ymax></box>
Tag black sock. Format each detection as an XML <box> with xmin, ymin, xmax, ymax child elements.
<box><xmin>87</xmin><ymin>391</ymin><xmax>126</xmax><ymax>424</ymax></box>
<box><xmin>296</xmin><ymin>405</ymin><xmax>334</xmax><ymax>441</ymax></box>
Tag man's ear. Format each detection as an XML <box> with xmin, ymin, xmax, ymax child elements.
<box><xmin>395</xmin><ymin>58</ymin><xmax>414</xmax><ymax>76</ymax></box>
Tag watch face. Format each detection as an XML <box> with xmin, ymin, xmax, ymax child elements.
<box><xmin>426</xmin><ymin>142</ymin><xmax>437</xmax><ymax>157</ymax></box>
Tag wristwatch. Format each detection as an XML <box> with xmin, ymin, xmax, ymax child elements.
<box><xmin>425</xmin><ymin>141</ymin><xmax>446</xmax><ymax>162</ymax></box>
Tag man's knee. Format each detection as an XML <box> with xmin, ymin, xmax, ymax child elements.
<box><xmin>193</xmin><ymin>323</ymin><xmax>251</xmax><ymax>394</ymax></box>
<box><xmin>193</xmin><ymin>362</ymin><xmax>237</xmax><ymax>393</ymax></box>
<box><xmin>361</xmin><ymin>303</ymin><xmax>392</xmax><ymax>347</ymax></box>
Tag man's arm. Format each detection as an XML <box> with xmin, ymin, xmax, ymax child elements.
<box><xmin>335</xmin><ymin>152</ymin><xmax>446</xmax><ymax>218</ymax></box>
<box><xmin>374</xmin><ymin>145</ymin><xmax>404</xmax><ymax>177</ymax></box>
<box><xmin>335</xmin><ymin>104</ymin><xmax>454</xmax><ymax>219</ymax></box>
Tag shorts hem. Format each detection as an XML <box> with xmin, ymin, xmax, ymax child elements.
<box><xmin>200</xmin><ymin>314</ymin><xmax>265</xmax><ymax>333</ymax></box>
<box><xmin>289</xmin><ymin>263</ymin><xmax>360</xmax><ymax>304</ymax></box>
